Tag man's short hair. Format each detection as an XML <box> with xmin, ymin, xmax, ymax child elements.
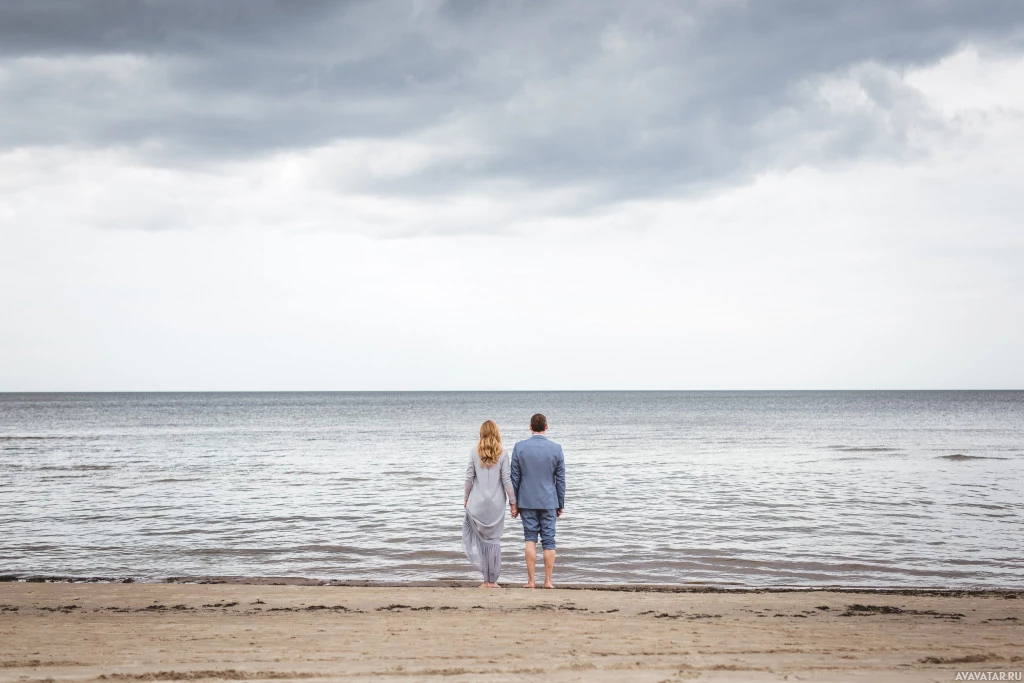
<box><xmin>530</xmin><ymin>413</ymin><xmax>547</xmax><ymax>432</ymax></box>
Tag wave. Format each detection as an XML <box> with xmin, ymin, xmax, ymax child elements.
<box><xmin>0</xmin><ymin>435</ymin><xmax>101</xmax><ymax>441</ymax></box>
<box><xmin>832</xmin><ymin>446</ymin><xmax>901</xmax><ymax>453</ymax></box>
<box><xmin>37</xmin><ymin>465</ymin><xmax>115</xmax><ymax>471</ymax></box>
<box><xmin>938</xmin><ymin>454</ymin><xmax>1007</xmax><ymax>461</ymax></box>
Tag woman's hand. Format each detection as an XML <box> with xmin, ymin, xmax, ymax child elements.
<box><xmin>464</xmin><ymin>499</ymin><xmax>468</xmax><ymax>508</ymax></box>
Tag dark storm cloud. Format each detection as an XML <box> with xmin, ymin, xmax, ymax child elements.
<box><xmin>2</xmin><ymin>0</ymin><xmax>1023</xmax><ymax>205</ymax></box>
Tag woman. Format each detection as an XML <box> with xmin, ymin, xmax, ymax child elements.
<box><xmin>463</xmin><ymin>420</ymin><xmax>517</xmax><ymax>587</ymax></box>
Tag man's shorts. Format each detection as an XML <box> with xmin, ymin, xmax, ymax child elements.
<box><xmin>519</xmin><ymin>508</ymin><xmax>557</xmax><ymax>550</ymax></box>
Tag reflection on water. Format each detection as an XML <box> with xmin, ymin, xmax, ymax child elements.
<box><xmin>1</xmin><ymin>391</ymin><xmax>1022</xmax><ymax>587</ymax></box>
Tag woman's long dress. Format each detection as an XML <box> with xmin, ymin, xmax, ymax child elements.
<box><xmin>463</xmin><ymin>448</ymin><xmax>516</xmax><ymax>583</ymax></box>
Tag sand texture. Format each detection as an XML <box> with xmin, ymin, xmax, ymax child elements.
<box><xmin>1</xmin><ymin>583</ymin><xmax>1022</xmax><ymax>682</ymax></box>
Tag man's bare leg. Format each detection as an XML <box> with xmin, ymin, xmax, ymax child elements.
<box><xmin>543</xmin><ymin>548</ymin><xmax>556</xmax><ymax>588</ymax></box>
<box><xmin>524</xmin><ymin>541</ymin><xmax>537</xmax><ymax>588</ymax></box>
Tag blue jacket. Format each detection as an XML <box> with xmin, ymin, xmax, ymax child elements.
<box><xmin>510</xmin><ymin>434</ymin><xmax>565</xmax><ymax>510</ymax></box>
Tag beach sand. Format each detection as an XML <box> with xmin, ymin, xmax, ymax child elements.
<box><xmin>1</xmin><ymin>582</ymin><xmax>1021</xmax><ymax>682</ymax></box>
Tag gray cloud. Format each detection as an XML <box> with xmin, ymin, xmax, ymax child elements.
<box><xmin>2</xmin><ymin>0</ymin><xmax>1024</xmax><ymax>210</ymax></box>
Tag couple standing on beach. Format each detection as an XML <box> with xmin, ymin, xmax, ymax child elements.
<box><xmin>463</xmin><ymin>413</ymin><xmax>566</xmax><ymax>588</ymax></box>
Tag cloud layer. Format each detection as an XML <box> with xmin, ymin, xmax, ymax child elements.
<box><xmin>3</xmin><ymin>0</ymin><xmax>1023</xmax><ymax>216</ymax></box>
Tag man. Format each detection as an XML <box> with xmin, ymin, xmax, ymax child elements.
<box><xmin>510</xmin><ymin>413</ymin><xmax>566</xmax><ymax>589</ymax></box>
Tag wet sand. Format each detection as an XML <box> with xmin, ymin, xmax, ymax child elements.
<box><xmin>1</xmin><ymin>582</ymin><xmax>1021</xmax><ymax>682</ymax></box>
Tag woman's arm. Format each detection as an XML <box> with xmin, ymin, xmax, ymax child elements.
<box><xmin>500</xmin><ymin>452</ymin><xmax>517</xmax><ymax>507</ymax></box>
<box><xmin>464</xmin><ymin>452</ymin><xmax>476</xmax><ymax>506</ymax></box>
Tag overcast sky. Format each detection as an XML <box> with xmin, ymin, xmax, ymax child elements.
<box><xmin>1</xmin><ymin>1</ymin><xmax>1023</xmax><ymax>391</ymax></box>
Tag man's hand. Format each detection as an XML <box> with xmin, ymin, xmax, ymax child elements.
<box><xmin>510</xmin><ymin>503</ymin><xmax>518</xmax><ymax>518</ymax></box>
<box><xmin>556</xmin><ymin>508</ymin><xmax>563</xmax><ymax>517</ymax></box>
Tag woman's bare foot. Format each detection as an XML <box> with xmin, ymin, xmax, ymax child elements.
<box><xmin>523</xmin><ymin>582</ymin><xmax>535</xmax><ymax>588</ymax></box>
<box><xmin>543</xmin><ymin>582</ymin><xmax>555</xmax><ymax>588</ymax></box>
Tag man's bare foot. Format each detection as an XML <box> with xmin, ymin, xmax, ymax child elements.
<box><xmin>523</xmin><ymin>582</ymin><xmax>535</xmax><ymax>588</ymax></box>
<box><xmin>479</xmin><ymin>582</ymin><xmax>489</xmax><ymax>588</ymax></box>
<box><xmin>543</xmin><ymin>582</ymin><xmax>555</xmax><ymax>589</ymax></box>
<box><xmin>486</xmin><ymin>582</ymin><xmax>500</xmax><ymax>588</ymax></box>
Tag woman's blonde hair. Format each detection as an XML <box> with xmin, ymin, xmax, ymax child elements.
<box><xmin>477</xmin><ymin>420</ymin><xmax>503</xmax><ymax>467</ymax></box>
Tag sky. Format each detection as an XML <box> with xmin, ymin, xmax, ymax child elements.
<box><xmin>1</xmin><ymin>0</ymin><xmax>1023</xmax><ymax>391</ymax></box>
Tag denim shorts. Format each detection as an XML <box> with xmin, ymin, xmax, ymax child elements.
<box><xmin>519</xmin><ymin>508</ymin><xmax>557</xmax><ymax>550</ymax></box>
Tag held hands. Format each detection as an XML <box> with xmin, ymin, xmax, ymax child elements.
<box><xmin>510</xmin><ymin>503</ymin><xmax>518</xmax><ymax>518</ymax></box>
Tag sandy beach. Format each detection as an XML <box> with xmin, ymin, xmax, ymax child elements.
<box><xmin>0</xmin><ymin>582</ymin><xmax>1021</xmax><ymax>682</ymax></box>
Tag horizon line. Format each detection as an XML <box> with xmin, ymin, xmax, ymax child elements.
<box><xmin>2</xmin><ymin>388</ymin><xmax>1023</xmax><ymax>394</ymax></box>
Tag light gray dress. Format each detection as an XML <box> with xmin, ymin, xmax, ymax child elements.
<box><xmin>463</xmin><ymin>448</ymin><xmax>516</xmax><ymax>583</ymax></box>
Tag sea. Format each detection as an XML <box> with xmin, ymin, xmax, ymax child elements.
<box><xmin>1</xmin><ymin>391</ymin><xmax>1022</xmax><ymax>588</ymax></box>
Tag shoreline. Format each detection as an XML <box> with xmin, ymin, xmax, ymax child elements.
<box><xmin>2</xmin><ymin>581</ymin><xmax>1022</xmax><ymax>681</ymax></box>
<box><xmin>1</xmin><ymin>572</ymin><xmax>1020</xmax><ymax>597</ymax></box>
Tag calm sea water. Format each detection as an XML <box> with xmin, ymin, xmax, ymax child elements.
<box><xmin>1</xmin><ymin>391</ymin><xmax>1022</xmax><ymax>587</ymax></box>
